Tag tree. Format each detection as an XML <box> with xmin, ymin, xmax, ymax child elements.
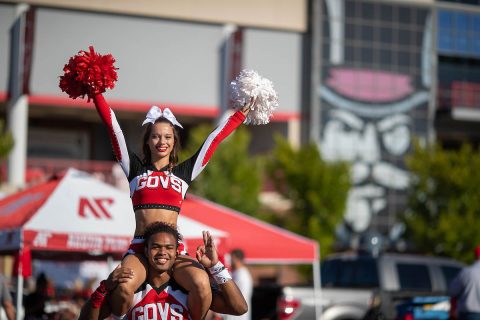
<box><xmin>0</xmin><ymin>120</ymin><xmax>13</xmax><ymax>158</ymax></box>
<box><xmin>403</xmin><ymin>142</ymin><xmax>480</xmax><ymax>263</ymax></box>
<box><xmin>179</xmin><ymin>123</ymin><xmax>262</xmax><ymax>215</ymax></box>
<box><xmin>266</xmin><ymin>135</ymin><xmax>351</xmax><ymax>257</ymax></box>
<box><xmin>0</xmin><ymin>119</ymin><xmax>14</xmax><ymax>181</ymax></box>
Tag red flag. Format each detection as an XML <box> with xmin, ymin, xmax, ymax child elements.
<box><xmin>13</xmin><ymin>246</ymin><xmax>32</xmax><ymax>277</ymax></box>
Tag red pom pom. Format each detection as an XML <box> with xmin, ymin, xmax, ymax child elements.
<box><xmin>59</xmin><ymin>46</ymin><xmax>118</xmax><ymax>100</ymax></box>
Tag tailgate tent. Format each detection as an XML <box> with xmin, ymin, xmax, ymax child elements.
<box><xmin>180</xmin><ymin>195</ymin><xmax>322</xmax><ymax>319</ymax></box>
<box><xmin>0</xmin><ymin>168</ymin><xmax>226</xmax><ymax>319</ymax></box>
<box><xmin>181</xmin><ymin>194</ymin><xmax>319</xmax><ymax>264</ymax></box>
<box><xmin>0</xmin><ymin>169</ymin><xmax>321</xmax><ymax>319</ymax></box>
<box><xmin>0</xmin><ymin>168</ymin><xmax>226</xmax><ymax>257</ymax></box>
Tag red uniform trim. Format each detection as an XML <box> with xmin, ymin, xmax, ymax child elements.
<box><xmin>93</xmin><ymin>93</ymin><xmax>122</xmax><ymax>161</ymax></box>
<box><xmin>202</xmin><ymin>111</ymin><xmax>246</xmax><ymax>166</ymax></box>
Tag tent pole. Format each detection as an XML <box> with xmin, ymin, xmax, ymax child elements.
<box><xmin>313</xmin><ymin>245</ymin><xmax>322</xmax><ymax>319</ymax></box>
<box><xmin>15</xmin><ymin>275</ymin><xmax>23</xmax><ymax>320</ymax></box>
<box><xmin>15</xmin><ymin>253</ymin><xmax>24</xmax><ymax>320</ymax></box>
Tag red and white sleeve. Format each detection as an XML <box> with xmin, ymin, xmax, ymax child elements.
<box><xmin>93</xmin><ymin>93</ymin><xmax>131</xmax><ymax>177</ymax></box>
<box><xmin>190</xmin><ymin>111</ymin><xmax>246</xmax><ymax>181</ymax></box>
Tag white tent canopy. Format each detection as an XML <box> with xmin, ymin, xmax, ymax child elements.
<box><xmin>0</xmin><ymin>168</ymin><xmax>226</xmax><ymax>255</ymax></box>
<box><xmin>0</xmin><ymin>168</ymin><xmax>227</xmax><ymax>320</ymax></box>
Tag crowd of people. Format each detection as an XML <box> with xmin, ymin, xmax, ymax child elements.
<box><xmin>0</xmin><ymin>271</ymin><xmax>94</xmax><ymax>320</ymax></box>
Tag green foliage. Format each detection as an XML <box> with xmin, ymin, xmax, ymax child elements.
<box><xmin>179</xmin><ymin>123</ymin><xmax>261</xmax><ymax>215</ymax></box>
<box><xmin>266</xmin><ymin>134</ymin><xmax>351</xmax><ymax>257</ymax></box>
<box><xmin>404</xmin><ymin>141</ymin><xmax>480</xmax><ymax>263</ymax></box>
<box><xmin>0</xmin><ymin>119</ymin><xmax>14</xmax><ymax>159</ymax></box>
<box><xmin>0</xmin><ymin>119</ymin><xmax>14</xmax><ymax>182</ymax></box>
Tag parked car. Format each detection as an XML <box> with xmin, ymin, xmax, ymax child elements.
<box><xmin>277</xmin><ymin>252</ymin><xmax>464</xmax><ymax>320</ymax></box>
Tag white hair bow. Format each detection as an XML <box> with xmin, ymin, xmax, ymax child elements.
<box><xmin>142</xmin><ymin>106</ymin><xmax>183</xmax><ymax>128</ymax></box>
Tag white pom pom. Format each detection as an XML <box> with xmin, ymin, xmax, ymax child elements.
<box><xmin>230</xmin><ymin>69</ymin><xmax>279</xmax><ymax>125</ymax></box>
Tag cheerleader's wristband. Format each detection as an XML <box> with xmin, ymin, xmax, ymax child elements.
<box><xmin>208</xmin><ymin>262</ymin><xmax>233</xmax><ymax>284</ymax></box>
<box><xmin>208</xmin><ymin>261</ymin><xmax>225</xmax><ymax>274</ymax></box>
<box><xmin>90</xmin><ymin>280</ymin><xmax>108</xmax><ymax>308</ymax></box>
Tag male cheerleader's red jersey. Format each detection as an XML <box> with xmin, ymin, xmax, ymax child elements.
<box><xmin>126</xmin><ymin>280</ymin><xmax>191</xmax><ymax>320</ymax></box>
<box><xmin>93</xmin><ymin>94</ymin><xmax>246</xmax><ymax>213</ymax></box>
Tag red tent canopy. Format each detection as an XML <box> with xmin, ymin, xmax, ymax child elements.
<box><xmin>0</xmin><ymin>169</ymin><xmax>321</xmax><ymax>319</ymax></box>
<box><xmin>0</xmin><ymin>168</ymin><xmax>319</xmax><ymax>267</ymax></box>
<box><xmin>0</xmin><ymin>168</ymin><xmax>226</xmax><ymax>262</ymax></box>
<box><xmin>181</xmin><ymin>195</ymin><xmax>319</xmax><ymax>264</ymax></box>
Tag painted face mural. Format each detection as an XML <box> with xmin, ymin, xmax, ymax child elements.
<box><xmin>318</xmin><ymin>0</ymin><xmax>432</xmax><ymax>237</ymax></box>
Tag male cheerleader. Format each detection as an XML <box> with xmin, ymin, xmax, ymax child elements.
<box><xmin>79</xmin><ymin>222</ymin><xmax>247</xmax><ymax>320</ymax></box>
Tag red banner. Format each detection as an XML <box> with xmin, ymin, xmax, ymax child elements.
<box><xmin>23</xmin><ymin>230</ymin><xmax>131</xmax><ymax>253</ymax></box>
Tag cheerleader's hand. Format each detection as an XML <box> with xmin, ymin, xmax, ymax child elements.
<box><xmin>240</xmin><ymin>96</ymin><xmax>257</xmax><ymax>116</ymax></box>
<box><xmin>196</xmin><ymin>231</ymin><xmax>219</xmax><ymax>268</ymax></box>
<box><xmin>59</xmin><ymin>46</ymin><xmax>118</xmax><ymax>101</ymax></box>
<box><xmin>105</xmin><ymin>265</ymin><xmax>134</xmax><ymax>291</ymax></box>
<box><xmin>231</xmin><ymin>69</ymin><xmax>278</xmax><ymax>125</ymax></box>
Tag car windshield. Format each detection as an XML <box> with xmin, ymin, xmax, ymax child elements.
<box><xmin>321</xmin><ymin>257</ymin><xmax>379</xmax><ymax>288</ymax></box>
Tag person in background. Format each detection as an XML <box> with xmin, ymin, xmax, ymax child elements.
<box><xmin>0</xmin><ymin>274</ymin><xmax>15</xmax><ymax>320</ymax></box>
<box><xmin>224</xmin><ymin>249</ymin><xmax>253</xmax><ymax>320</ymax></box>
<box><xmin>24</xmin><ymin>273</ymin><xmax>55</xmax><ymax>320</ymax></box>
<box><xmin>449</xmin><ymin>245</ymin><xmax>480</xmax><ymax>320</ymax></box>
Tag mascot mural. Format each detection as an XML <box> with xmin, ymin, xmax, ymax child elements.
<box><xmin>318</xmin><ymin>0</ymin><xmax>433</xmax><ymax>240</ymax></box>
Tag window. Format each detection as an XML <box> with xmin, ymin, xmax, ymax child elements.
<box><xmin>440</xmin><ymin>0</ymin><xmax>480</xmax><ymax>5</ymax></box>
<box><xmin>321</xmin><ymin>260</ymin><xmax>340</xmax><ymax>287</ymax></box>
<box><xmin>441</xmin><ymin>266</ymin><xmax>462</xmax><ymax>288</ymax></box>
<box><xmin>28</xmin><ymin>128</ymin><xmax>89</xmax><ymax>159</ymax></box>
<box><xmin>438</xmin><ymin>9</ymin><xmax>480</xmax><ymax>58</ymax></box>
<box><xmin>321</xmin><ymin>258</ymin><xmax>379</xmax><ymax>288</ymax></box>
<box><xmin>397</xmin><ymin>263</ymin><xmax>431</xmax><ymax>291</ymax></box>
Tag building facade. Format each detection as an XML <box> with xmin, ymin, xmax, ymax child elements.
<box><xmin>0</xmin><ymin>0</ymin><xmax>305</xmax><ymax>185</ymax></box>
<box><xmin>310</xmin><ymin>0</ymin><xmax>480</xmax><ymax>246</ymax></box>
<box><xmin>2</xmin><ymin>0</ymin><xmax>479</xmax><ymax>246</ymax></box>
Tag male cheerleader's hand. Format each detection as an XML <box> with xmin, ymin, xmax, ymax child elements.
<box><xmin>196</xmin><ymin>231</ymin><xmax>219</xmax><ymax>268</ymax></box>
<box><xmin>104</xmin><ymin>265</ymin><xmax>135</xmax><ymax>291</ymax></box>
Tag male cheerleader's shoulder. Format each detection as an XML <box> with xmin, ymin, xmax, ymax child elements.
<box><xmin>59</xmin><ymin>47</ymin><xmax>278</xmax><ymax>213</ymax></box>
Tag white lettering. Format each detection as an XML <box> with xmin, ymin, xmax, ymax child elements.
<box><xmin>104</xmin><ymin>237</ymin><xmax>129</xmax><ymax>251</ymax></box>
<box><xmin>144</xmin><ymin>304</ymin><xmax>157</xmax><ymax>320</ymax></box>
<box><xmin>137</xmin><ymin>177</ymin><xmax>148</xmax><ymax>190</ymax></box>
<box><xmin>131</xmin><ymin>303</ymin><xmax>185</xmax><ymax>320</ymax></box>
<box><xmin>147</xmin><ymin>176</ymin><xmax>159</xmax><ymax>188</ymax></box>
<box><xmin>67</xmin><ymin>234</ymin><xmax>103</xmax><ymax>250</ymax></box>
<box><xmin>133</xmin><ymin>306</ymin><xmax>144</xmax><ymax>320</ymax></box>
<box><xmin>135</xmin><ymin>174</ymin><xmax>183</xmax><ymax>194</ymax></box>
<box><xmin>33</xmin><ymin>232</ymin><xmax>51</xmax><ymax>247</ymax></box>
<box><xmin>170</xmin><ymin>177</ymin><xmax>182</xmax><ymax>193</ymax></box>
<box><xmin>159</xmin><ymin>176</ymin><xmax>169</xmax><ymax>189</ymax></box>
<box><xmin>170</xmin><ymin>304</ymin><xmax>184</xmax><ymax>320</ymax></box>
<box><xmin>157</xmin><ymin>302</ymin><xmax>169</xmax><ymax>320</ymax></box>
